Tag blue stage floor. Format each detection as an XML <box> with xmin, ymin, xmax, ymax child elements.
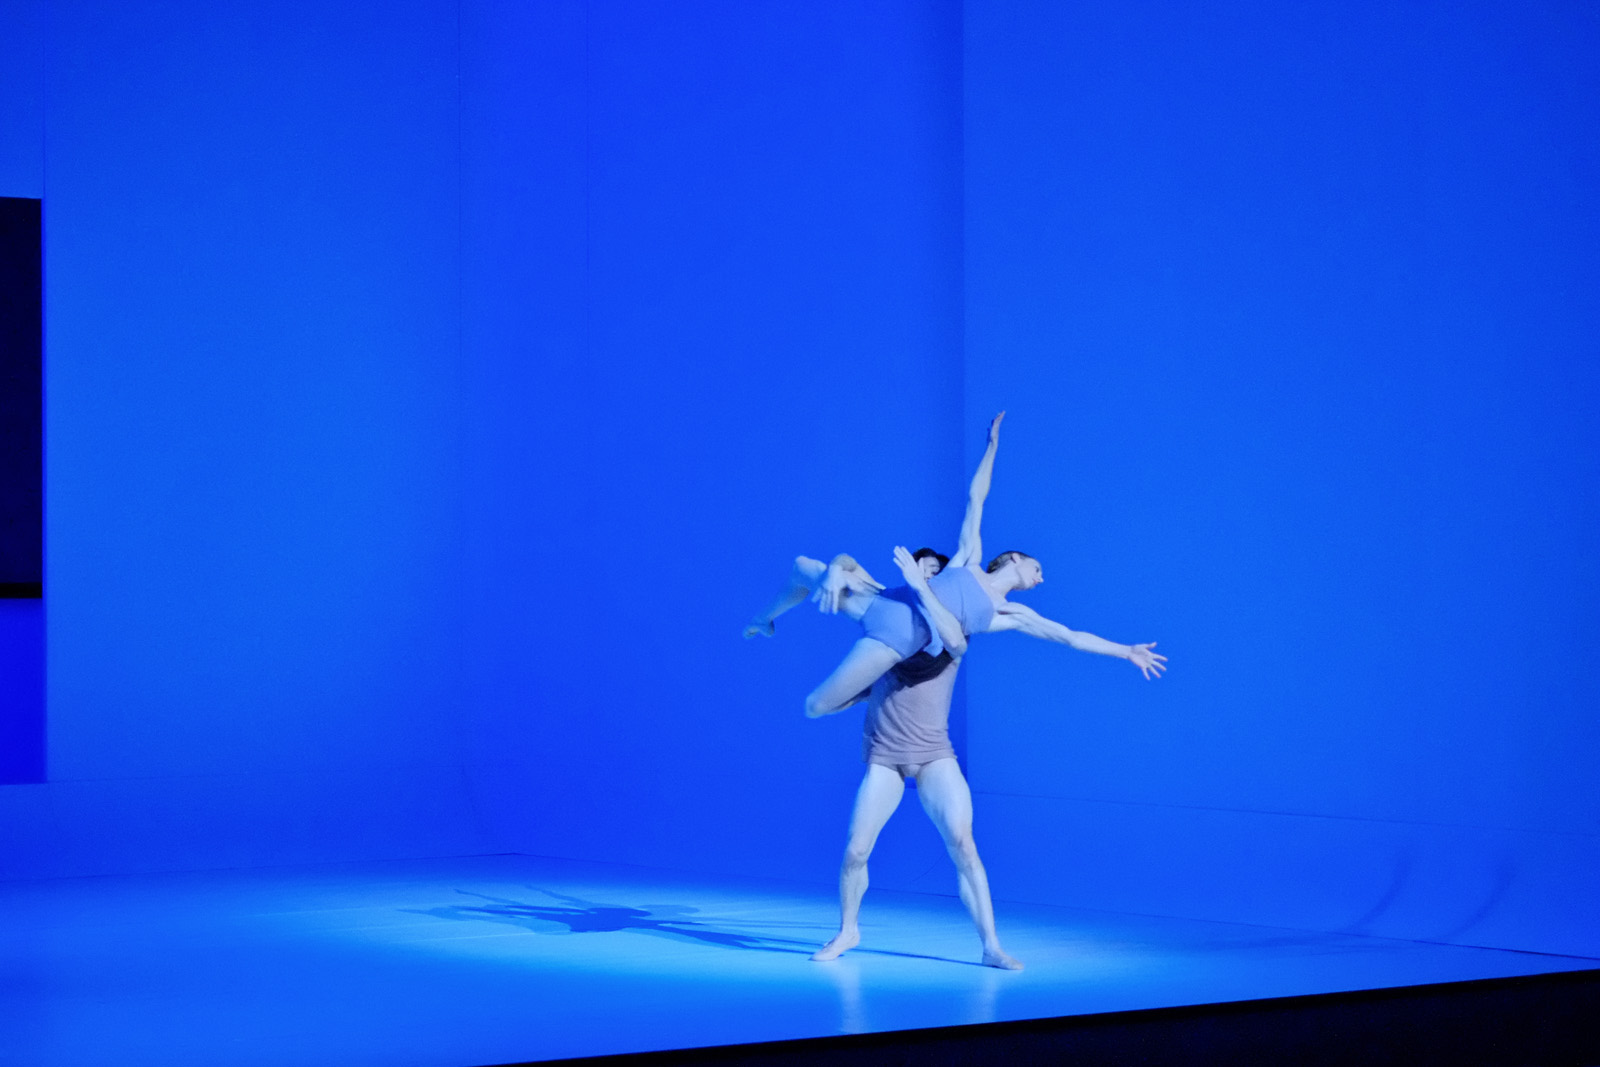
<box><xmin>1</xmin><ymin>853</ymin><xmax>1593</xmax><ymax>1066</ymax></box>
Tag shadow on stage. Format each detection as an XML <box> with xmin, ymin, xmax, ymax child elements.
<box><xmin>408</xmin><ymin>887</ymin><xmax>988</xmax><ymax>966</ymax></box>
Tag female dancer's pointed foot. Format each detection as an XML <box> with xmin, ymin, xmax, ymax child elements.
<box><xmin>743</xmin><ymin>619</ymin><xmax>775</xmax><ymax>639</ymax></box>
<box><xmin>982</xmin><ymin>948</ymin><xmax>1024</xmax><ymax>971</ymax></box>
<box><xmin>811</xmin><ymin>929</ymin><xmax>860</xmax><ymax>961</ymax></box>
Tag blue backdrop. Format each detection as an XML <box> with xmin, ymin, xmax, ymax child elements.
<box><xmin>963</xmin><ymin>0</ymin><xmax>1600</xmax><ymax>956</ymax></box>
<box><xmin>1</xmin><ymin>0</ymin><xmax>485</xmax><ymax>873</ymax></box>
<box><xmin>456</xmin><ymin>0</ymin><xmax>966</xmax><ymax>883</ymax></box>
<box><xmin>0</xmin><ymin>0</ymin><xmax>1594</xmax><ymax>958</ymax></box>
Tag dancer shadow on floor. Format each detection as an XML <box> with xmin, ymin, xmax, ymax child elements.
<box><xmin>408</xmin><ymin>887</ymin><xmax>976</xmax><ymax>965</ymax></box>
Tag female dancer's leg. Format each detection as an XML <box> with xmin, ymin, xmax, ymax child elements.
<box><xmin>744</xmin><ymin>556</ymin><xmax>828</xmax><ymax>638</ymax></box>
<box><xmin>803</xmin><ymin>638</ymin><xmax>903</xmax><ymax>718</ymax></box>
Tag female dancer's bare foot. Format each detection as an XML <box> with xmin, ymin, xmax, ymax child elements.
<box><xmin>742</xmin><ymin>619</ymin><xmax>775</xmax><ymax>639</ymax></box>
<box><xmin>982</xmin><ymin>947</ymin><xmax>1024</xmax><ymax>971</ymax></box>
<box><xmin>811</xmin><ymin>929</ymin><xmax>860</xmax><ymax>961</ymax></box>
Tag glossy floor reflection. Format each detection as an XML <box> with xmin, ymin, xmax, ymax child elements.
<box><xmin>2</xmin><ymin>853</ymin><xmax>1593</xmax><ymax>1066</ymax></box>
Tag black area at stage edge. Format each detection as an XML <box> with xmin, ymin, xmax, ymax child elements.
<box><xmin>495</xmin><ymin>968</ymin><xmax>1600</xmax><ymax>1067</ymax></box>
<box><xmin>0</xmin><ymin>197</ymin><xmax>42</xmax><ymax>596</ymax></box>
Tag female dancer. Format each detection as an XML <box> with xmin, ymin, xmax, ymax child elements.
<box><xmin>743</xmin><ymin>413</ymin><xmax>1166</xmax><ymax>718</ymax></box>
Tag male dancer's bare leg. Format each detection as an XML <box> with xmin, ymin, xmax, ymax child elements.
<box><xmin>812</xmin><ymin>764</ymin><xmax>905</xmax><ymax>961</ymax></box>
<box><xmin>744</xmin><ymin>556</ymin><xmax>828</xmax><ymax>638</ymax></box>
<box><xmin>915</xmin><ymin>758</ymin><xmax>1023</xmax><ymax>970</ymax></box>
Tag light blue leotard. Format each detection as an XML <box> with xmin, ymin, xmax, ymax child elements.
<box><xmin>858</xmin><ymin>586</ymin><xmax>932</xmax><ymax>658</ymax></box>
<box><xmin>919</xmin><ymin>564</ymin><xmax>996</xmax><ymax>657</ymax></box>
<box><xmin>858</xmin><ymin>564</ymin><xmax>996</xmax><ymax>660</ymax></box>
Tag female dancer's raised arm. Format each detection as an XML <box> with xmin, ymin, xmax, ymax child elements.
<box><xmin>990</xmin><ymin>602</ymin><xmax>1166</xmax><ymax>679</ymax></box>
<box><xmin>949</xmin><ymin>412</ymin><xmax>1005</xmax><ymax>569</ymax></box>
<box><xmin>747</xmin><ymin>410</ymin><xmax>1002</xmax><ymax>643</ymax></box>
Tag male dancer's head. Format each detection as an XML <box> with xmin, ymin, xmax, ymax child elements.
<box><xmin>911</xmin><ymin>547</ymin><xmax>949</xmax><ymax>579</ymax></box>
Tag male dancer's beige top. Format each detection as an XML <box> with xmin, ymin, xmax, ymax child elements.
<box><xmin>862</xmin><ymin>658</ymin><xmax>959</xmax><ymax>769</ymax></box>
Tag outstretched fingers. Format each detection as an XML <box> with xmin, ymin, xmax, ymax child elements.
<box><xmin>891</xmin><ymin>545</ymin><xmax>925</xmax><ymax>586</ymax></box>
<box><xmin>1131</xmin><ymin>642</ymin><xmax>1167</xmax><ymax>680</ymax></box>
<box><xmin>812</xmin><ymin>565</ymin><xmax>848</xmax><ymax>614</ymax></box>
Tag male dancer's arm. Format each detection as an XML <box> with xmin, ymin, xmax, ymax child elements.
<box><xmin>991</xmin><ymin>602</ymin><xmax>1166</xmax><ymax>679</ymax></box>
<box><xmin>813</xmin><ymin>553</ymin><xmax>884</xmax><ymax>614</ymax></box>
<box><xmin>950</xmin><ymin>412</ymin><xmax>1005</xmax><ymax>569</ymax></box>
<box><xmin>894</xmin><ymin>546</ymin><xmax>968</xmax><ymax>657</ymax></box>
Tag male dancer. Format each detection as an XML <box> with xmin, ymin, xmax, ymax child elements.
<box><xmin>746</xmin><ymin>414</ymin><xmax>1166</xmax><ymax>968</ymax></box>
<box><xmin>810</xmin><ymin>617</ymin><xmax>1023</xmax><ymax>969</ymax></box>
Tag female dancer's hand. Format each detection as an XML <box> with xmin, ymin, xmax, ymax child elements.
<box><xmin>1128</xmin><ymin>642</ymin><xmax>1167</xmax><ymax>680</ymax></box>
<box><xmin>987</xmin><ymin>410</ymin><xmax>1005</xmax><ymax>444</ymax></box>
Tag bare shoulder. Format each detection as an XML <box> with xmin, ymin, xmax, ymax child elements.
<box><xmin>971</xmin><ymin>564</ymin><xmax>1010</xmax><ymax>608</ymax></box>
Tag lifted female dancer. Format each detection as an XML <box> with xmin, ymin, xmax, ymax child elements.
<box><xmin>743</xmin><ymin>413</ymin><xmax>1166</xmax><ymax>717</ymax></box>
<box><xmin>747</xmin><ymin>413</ymin><xmax>1168</xmax><ymax>970</ymax></box>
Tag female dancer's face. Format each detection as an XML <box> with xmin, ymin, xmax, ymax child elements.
<box><xmin>919</xmin><ymin>556</ymin><xmax>944</xmax><ymax>580</ymax></box>
<box><xmin>1015</xmin><ymin>557</ymin><xmax>1044</xmax><ymax>589</ymax></box>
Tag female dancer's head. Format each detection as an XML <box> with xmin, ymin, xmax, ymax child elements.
<box><xmin>986</xmin><ymin>550</ymin><xmax>1042</xmax><ymax>590</ymax></box>
<box><xmin>912</xmin><ymin>547</ymin><xmax>949</xmax><ymax>579</ymax></box>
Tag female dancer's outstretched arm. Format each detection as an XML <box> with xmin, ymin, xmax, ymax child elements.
<box><xmin>950</xmin><ymin>412</ymin><xmax>1005</xmax><ymax>569</ymax></box>
<box><xmin>991</xmin><ymin>602</ymin><xmax>1167</xmax><ymax>679</ymax></box>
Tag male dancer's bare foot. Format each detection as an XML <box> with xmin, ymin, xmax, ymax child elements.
<box><xmin>982</xmin><ymin>947</ymin><xmax>1024</xmax><ymax>971</ymax></box>
<box><xmin>742</xmin><ymin>619</ymin><xmax>775</xmax><ymax>639</ymax></box>
<box><xmin>811</xmin><ymin>929</ymin><xmax>860</xmax><ymax>961</ymax></box>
